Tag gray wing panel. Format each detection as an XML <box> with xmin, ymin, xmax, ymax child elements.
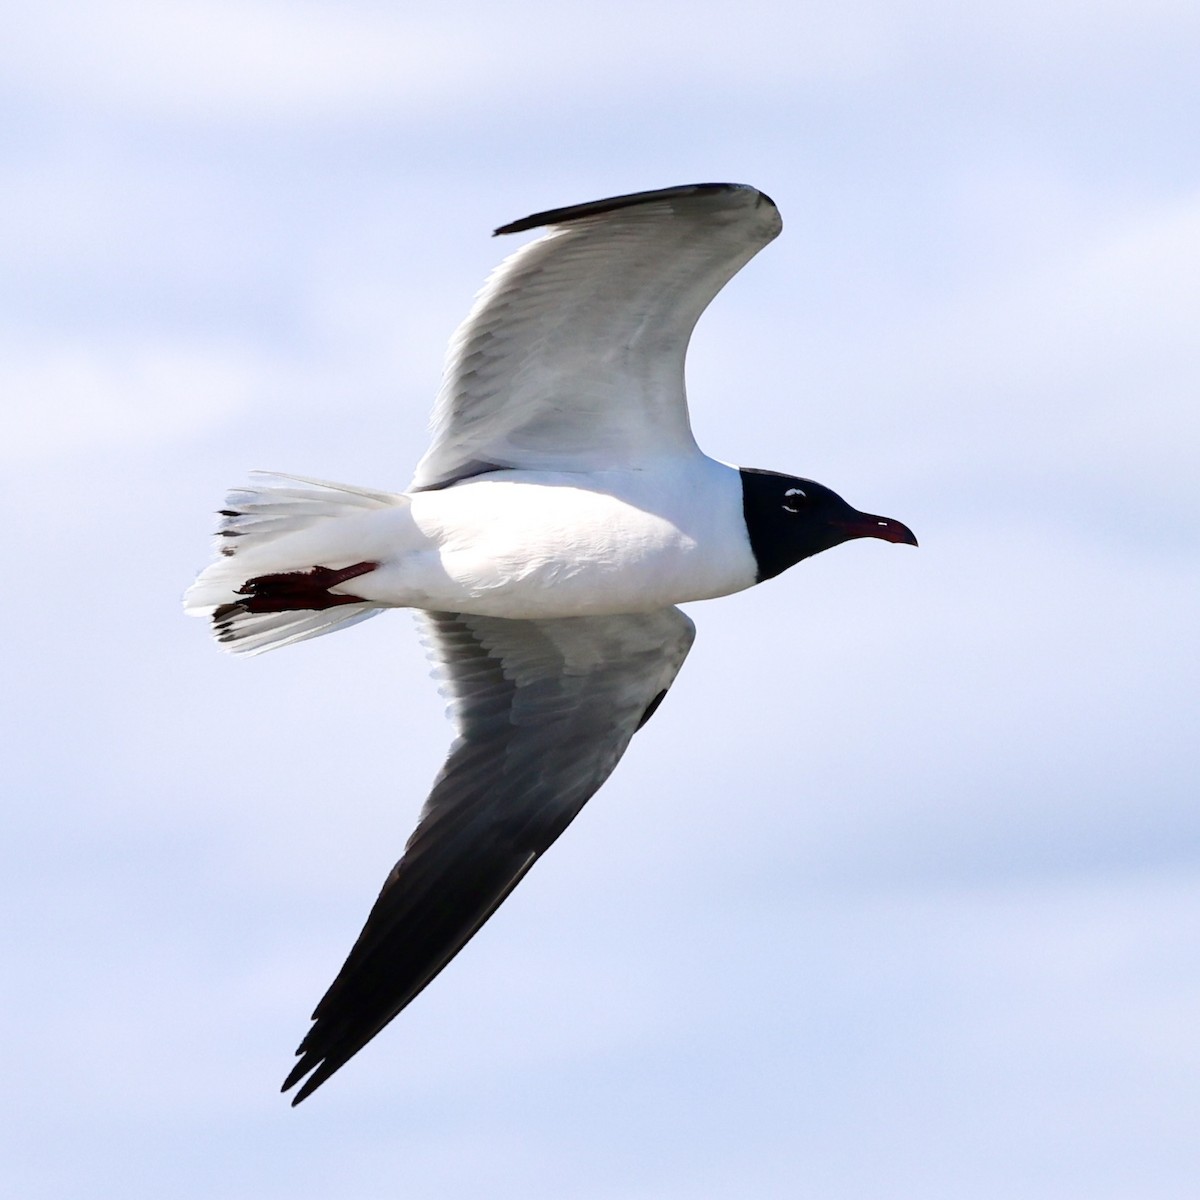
<box><xmin>283</xmin><ymin>607</ymin><xmax>695</xmax><ymax>1102</ymax></box>
<box><xmin>410</xmin><ymin>183</ymin><xmax>781</xmax><ymax>490</ymax></box>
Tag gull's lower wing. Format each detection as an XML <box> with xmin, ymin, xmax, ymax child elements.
<box><xmin>410</xmin><ymin>183</ymin><xmax>781</xmax><ymax>491</ymax></box>
<box><xmin>282</xmin><ymin>607</ymin><xmax>696</xmax><ymax>1103</ymax></box>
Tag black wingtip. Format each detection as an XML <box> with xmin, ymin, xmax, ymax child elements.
<box><xmin>283</xmin><ymin>1056</ymin><xmax>330</xmax><ymax>1106</ymax></box>
<box><xmin>493</xmin><ymin>182</ymin><xmax>770</xmax><ymax>236</ymax></box>
<box><xmin>281</xmin><ymin>1064</ymin><xmax>306</xmax><ymax>1094</ymax></box>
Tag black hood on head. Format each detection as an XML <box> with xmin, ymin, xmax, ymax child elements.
<box><xmin>739</xmin><ymin>467</ymin><xmax>917</xmax><ymax>583</ymax></box>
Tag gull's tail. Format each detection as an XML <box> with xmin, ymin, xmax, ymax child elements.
<box><xmin>183</xmin><ymin>472</ymin><xmax>406</xmax><ymax>655</ymax></box>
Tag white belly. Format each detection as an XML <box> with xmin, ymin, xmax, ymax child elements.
<box><xmin>345</xmin><ymin>461</ymin><xmax>759</xmax><ymax>618</ymax></box>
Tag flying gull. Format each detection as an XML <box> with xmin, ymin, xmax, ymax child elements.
<box><xmin>184</xmin><ymin>183</ymin><xmax>917</xmax><ymax>1104</ymax></box>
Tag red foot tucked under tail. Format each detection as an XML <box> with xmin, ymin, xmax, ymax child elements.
<box><xmin>234</xmin><ymin>562</ymin><xmax>379</xmax><ymax>613</ymax></box>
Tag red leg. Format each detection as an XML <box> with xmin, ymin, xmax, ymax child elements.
<box><xmin>235</xmin><ymin>562</ymin><xmax>379</xmax><ymax>613</ymax></box>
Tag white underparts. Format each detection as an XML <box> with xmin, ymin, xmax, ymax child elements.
<box><xmin>184</xmin><ymin>461</ymin><xmax>758</xmax><ymax>653</ymax></box>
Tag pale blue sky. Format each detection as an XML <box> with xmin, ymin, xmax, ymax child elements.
<box><xmin>4</xmin><ymin>2</ymin><xmax>1199</xmax><ymax>1197</ymax></box>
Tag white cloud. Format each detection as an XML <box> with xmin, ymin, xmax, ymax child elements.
<box><xmin>0</xmin><ymin>338</ymin><xmax>268</xmax><ymax>461</ymax></box>
<box><xmin>9</xmin><ymin>0</ymin><xmax>1196</xmax><ymax>127</ymax></box>
<box><xmin>904</xmin><ymin>0</ymin><xmax>1200</xmax><ymax>63</ymax></box>
<box><xmin>786</xmin><ymin>184</ymin><xmax>1200</xmax><ymax>503</ymax></box>
<box><xmin>6</xmin><ymin>0</ymin><xmax>891</xmax><ymax>123</ymax></box>
<box><xmin>8</xmin><ymin>1</ymin><xmax>489</xmax><ymax>120</ymax></box>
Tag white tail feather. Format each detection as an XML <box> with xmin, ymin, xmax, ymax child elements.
<box><xmin>212</xmin><ymin>472</ymin><xmax>400</xmax><ymax>557</ymax></box>
<box><xmin>184</xmin><ymin>472</ymin><xmax>405</xmax><ymax>654</ymax></box>
<box><xmin>211</xmin><ymin>602</ymin><xmax>381</xmax><ymax>656</ymax></box>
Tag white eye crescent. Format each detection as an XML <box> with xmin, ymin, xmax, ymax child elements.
<box><xmin>783</xmin><ymin>487</ymin><xmax>807</xmax><ymax>513</ymax></box>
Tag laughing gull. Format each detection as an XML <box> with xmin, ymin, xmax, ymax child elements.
<box><xmin>184</xmin><ymin>183</ymin><xmax>916</xmax><ymax>1104</ymax></box>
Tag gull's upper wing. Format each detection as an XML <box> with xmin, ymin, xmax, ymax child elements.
<box><xmin>282</xmin><ymin>607</ymin><xmax>696</xmax><ymax>1103</ymax></box>
<box><xmin>410</xmin><ymin>183</ymin><xmax>781</xmax><ymax>491</ymax></box>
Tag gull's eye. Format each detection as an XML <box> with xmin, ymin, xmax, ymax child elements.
<box><xmin>782</xmin><ymin>487</ymin><xmax>808</xmax><ymax>514</ymax></box>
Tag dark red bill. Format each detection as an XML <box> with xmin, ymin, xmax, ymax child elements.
<box><xmin>835</xmin><ymin>513</ymin><xmax>919</xmax><ymax>547</ymax></box>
